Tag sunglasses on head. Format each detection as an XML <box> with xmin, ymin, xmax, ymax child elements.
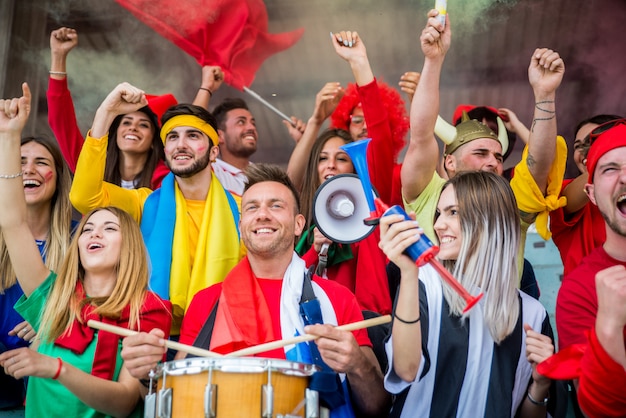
<box><xmin>349</xmin><ymin>115</ymin><xmax>365</xmax><ymax>125</ymax></box>
<box><xmin>588</xmin><ymin>118</ymin><xmax>626</xmax><ymax>145</ymax></box>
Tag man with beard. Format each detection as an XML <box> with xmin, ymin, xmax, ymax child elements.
<box><xmin>211</xmin><ymin>98</ymin><xmax>258</xmax><ymax>201</ymax></box>
<box><xmin>70</xmin><ymin>83</ymin><xmax>244</xmax><ymax>337</ymax></box>
<box><xmin>122</xmin><ymin>164</ymin><xmax>391</xmax><ymax>417</ymax></box>
<box><xmin>554</xmin><ymin>119</ymin><xmax>626</xmax><ymax>415</ymax></box>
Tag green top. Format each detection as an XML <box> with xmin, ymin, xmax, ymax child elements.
<box><xmin>15</xmin><ymin>272</ymin><xmax>141</xmax><ymax>418</ymax></box>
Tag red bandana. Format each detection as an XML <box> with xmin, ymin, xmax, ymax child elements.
<box><xmin>54</xmin><ymin>282</ymin><xmax>172</xmax><ymax>380</ymax></box>
<box><xmin>586</xmin><ymin>123</ymin><xmax>626</xmax><ymax>182</ymax></box>
<box><xmin>210</xmin><ymin>257</ymin><xmax>275</xmax><ymax>354</ymax></box>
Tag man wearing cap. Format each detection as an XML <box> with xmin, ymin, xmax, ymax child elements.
<box><xmin>554</xmin><ymin>119</ymin><xmax>626</xmax><ymax>415</ymax></box>
<box><xmin>70</xmin><ymin>82</ymin><xmax>244</xmax><ymax>335</ymax></box>
<box><xmin>402</xmin><ymin>9</ymin><xmax>567</xmax><ymax>249</ymax></box>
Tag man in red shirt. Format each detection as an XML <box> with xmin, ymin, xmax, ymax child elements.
<box><xmin>555</xmin><ymin>119</ymin><xmax>626</xmax><ymax>416</ymax></box>
<box><xmin>121</xmin><ymin>164</ymin><xmax>390</xmax><ymax>417</ymax></box>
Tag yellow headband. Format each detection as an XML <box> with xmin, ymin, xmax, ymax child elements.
<box><xmin>160</xmin><ymin>115</ymin><xmax>219</xmax><ymax>146</ymax></box>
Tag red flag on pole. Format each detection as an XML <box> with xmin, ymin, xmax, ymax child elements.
<box><xmin>115</xmin><ymin>0</ymin><xmax>304</xmax><ymax>90</ymax></box>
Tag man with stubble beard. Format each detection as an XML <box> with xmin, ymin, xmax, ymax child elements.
<box><xmin>212</xmin><ymin>98</ymin><xmax>259</xmax><ymax>201</ymax></box>
<box><xmin>70</xmin><ymin>87</ymin><xmax>245</xmax><ymax>339</ymax></box>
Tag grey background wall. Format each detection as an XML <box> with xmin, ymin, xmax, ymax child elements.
<box><xmin>2</xmin><ymin>0</ymin><xmax>625</xmax><ymax>176</ymax></box>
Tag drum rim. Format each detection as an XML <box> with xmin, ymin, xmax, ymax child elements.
<box><xmin>157</xmin><ymin>356</ymin><xmax>319</xmax><ymax>377</ymax></box>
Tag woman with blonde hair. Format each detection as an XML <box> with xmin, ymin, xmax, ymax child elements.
<box><xmin>0</xmin><ymin>84</ymin><xmax>171</xmax><ymax>417</ymax></box>
<box><xmin>379</xmin><ymin>171</ymin><xmax>557</xmax><ymax>417</ymax></box>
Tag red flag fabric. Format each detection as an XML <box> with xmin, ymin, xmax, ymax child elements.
<box><xmin>115</xmin><ymin>0</ymin><xmax>304</xmax><ymax>90</ymax></box>
<box><xmin>536</xmin><ymin>343</ymin><xmax>586</xmax><ymax>380</ymax></box>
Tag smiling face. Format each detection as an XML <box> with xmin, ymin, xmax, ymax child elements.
<box><xmin>219</xmin><ymin>108</ymin><xmax>258</xmax><ymax>159</ymax></box>
<box><xmin>573</xmin><ymin>122</ymin><xmax>597</xmax><ymax>174</ymax></box>
<box><xmin>21</xmin><ymin>141</ymin><xmax>57</xmax><ymax>207</ymax></box>
<box><xmin>164</xmin><ymin>126</ymin><xmax>218</xmax><ymax>178</ymax></box>
<box><xmin>115</xmin><ymin>111</ymin><xmax>156</xmax><ymax>155</ymax></box>
<box><xmin>77</xmin><ymin>210</ymin><xmax>123</xmax><ymax>275</ymax></box>
<box><xmin>434</xmin><ymin>185</ymin><xmax>462</xmax><ymax>261</ymax></box>
<box><xmin>316</xmin><ymin>136</ymin><xmax>354</xmax><ymax>185</ymax></box>
<box><xmin>585</xmin><ymin>146</ymin><xmax>626</xmax><ymax>238</ymax></box>
<box><xmin>240</xmin><ymin>181</ymin><xmax>305</xmax><ymax>259</ymax></box>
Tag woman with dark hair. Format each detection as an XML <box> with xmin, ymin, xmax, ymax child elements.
<box><xmin>0</xmin><ymin>135</ymin><xmax>74</xmax><ymax>411</ymax></box>
<box><xmin>48</xmin><ymin>27</ymin><xmax>172</xmax><ymax>189</ymax></box>
<box><xmin>380</xmin><ymin>171</ymin><xmax>557</xmax><ymax>417</ymax></box>
<box><xmin>0</xmin><ymin>83</ymin><xmax>171</xmax><ymax>418</ymax></box>
<box><xmin>287</xmin><ymin>30</ymin><xmax>408</xmax><ymax>207</ymax></box>
<box><xmin>295</xmin><ymin>128</ymin><xmax>392</xmax><ymax>315</ymax></box>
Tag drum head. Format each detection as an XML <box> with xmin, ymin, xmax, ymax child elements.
<box><xmin>159</xmin><ymin>356</ymin><xmax>318</xmax><ymax>377</ymax></box>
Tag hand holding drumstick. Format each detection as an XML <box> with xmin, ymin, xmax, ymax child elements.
<box><xmin>95</xmin><ymin>315</ymin><xmax>390</xmax><ymax>380</ymax></box>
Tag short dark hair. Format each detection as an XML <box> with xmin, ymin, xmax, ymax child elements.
<box><xmin>574</xmin><ymin>114</ymin><xmax>623</xmax><ymax>137</ymax></box>
<box><xmin>574</xmin><ymin>114</ymin><xmax>624</xmax><ymax>159</ymax></box>
<box><xmin>243</xmin><ymin>164</ymin><xmax>301</xmax><ymax>214</ymax></box>
<box><xmin>212</xmin><ymin>98</ymin><xmax>250</xmax><ymax>130</ymax></box>
<box><xmin>161</xmin><ymin>103</ymin><xmax>218</xmax><ymax>131</ymax></box>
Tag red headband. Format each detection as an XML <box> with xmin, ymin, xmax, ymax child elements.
<box><xmin>586</xmin><ymin>123</ymin><xmax>626</xmax><ymax>183</ymax></box>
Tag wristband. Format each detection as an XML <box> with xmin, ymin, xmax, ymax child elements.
<box><xmin>52</xmin><ymin>357</ymin><xmax>63</xmax><ymax>380</ymax></box>
<box><xmin>199</xmin><ymin>87</ymin><xmax>213</xmax><ymax>97</ymax></box>
<box><xmin>394</xmin><ymin>312</ymin><xmax>421</xmax><ymax>324</ymax></box>
<box><xmin>0</xmin><ymin>171</ymin><xmax>23</xmax><ymax>179</ymax></box>
<box><xmin>527</xmin><ymin>391</ymin><xmax>549</xmax><ymax>406</ymax></box>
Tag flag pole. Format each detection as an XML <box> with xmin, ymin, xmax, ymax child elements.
<box><xmin>243</xmin><ymin>86</ymin><xmax>296</xmax><ymax>126</ymax></box>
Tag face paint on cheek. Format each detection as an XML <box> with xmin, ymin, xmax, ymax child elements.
<box><xmin>197</xmin><ymin>146</ymin><xmax>207</xmax><ymax>153</ymax></box>
<box><xmin>44</xmin><ymin>171</ymin><xmax>54</xmax><ymax>182</ymax></box>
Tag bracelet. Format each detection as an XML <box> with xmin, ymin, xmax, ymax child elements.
<box><xmin>393</xmin><ymin>312</ymin><xmax>421</xmax><ymax>324</ymax></box>
<box><xmin>199</xmin><ymin>87</ymin><xmax>213</xmax><ymax>97</ymax></box>
<box><xmin>527</xmin><ymin>391</ymin><xmax>549</xmax><ymax>406</ymax></box>
<box><xmin>52</xmin><ymin>357</ymin><xmax>63</xmax><ymax>380</ymax></box>
<box><xmin>0</xmin><ymin>171</ymin><xmax>23</xmax><ymax>179</ymax></box>
<box><xmin>49</xmin><ymin>71</ymin><xmax>67</xmax><ymax>76</ymax></box>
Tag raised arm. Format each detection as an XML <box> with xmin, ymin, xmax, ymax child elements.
<box><xmin>330</xmin><ymin>31</ymin><xmax>374</xmax><ymax>86</ymax></box>
<box><xmin>525</xmin><ymin>48</ymin><xmax>565</xmax><ymax>194</ymax></box>
<box><xmin>594</xmin><ymin>265</ymin><xmax>626</xmax><ymax>369</ymax></box>
<box><xmin>69</xmin><ymin>83</ymin><xmax>151</xmax><ymax>222</ymax></box>
<box><xmin>378</xmin><ymin>213</ymin><xmax>423</xmax><ymax>382</ymax></box>
<box><xmin>401</xmin><ymin>9</ymin><xmax>451</xmax><ymax>203</ymax></box>
<box><xmin>286</xmin><ymin>82</ymin><xmax>344</xmax><ymax>191</ymax></box>
<box><xmin>47</xmin><ymin>27</ymin><xmax>83</xmax><ymax>172</ymax></box>
<box><xmin>398</xmin><ymin>71</ymin><xmax>421</xmax><ymax>106</ymax></box>
<box><xmin>0</xmin><ymin>83</ymin><xmax>50</xmax><ymax>296</ymax></box>
<box><xmin>499</xmin><ymin>107</ymin><xmax>530</xmax><ymax>145</ymax></box>
<box><xmin>192</xmin><ymin>65</ymin><xmax>224</xmax><ymax>110</ymax></box>
<box><xmin>330</xmin><ymin>30</ymin><xmax>406</xmax><ymax>203</ymax></box>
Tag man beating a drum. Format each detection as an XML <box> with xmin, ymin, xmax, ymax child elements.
<box><xmin>121</xmin><ymin>164</ymin><xmax>390</xmax><ymax>417</ymax></box>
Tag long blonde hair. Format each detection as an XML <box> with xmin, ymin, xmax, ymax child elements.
<box><xmin>439</xmin><ymin>171</ymin><xmax>520</xmax><ymax>344</ymax></box>
<box><xmin>0</xmin><ymin>136</ymin><xmax>73</xmax><ymax>292</ymax></box>
<box><xmin>39</xmin><ymin>207</ymin><xmax>150</xmax><ymax>342</ymax></box>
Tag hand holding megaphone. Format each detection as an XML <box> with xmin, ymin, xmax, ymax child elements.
<box><xmin>339</xmin><ymin>139</ymin><xmax>482</xmax><ymax>313</ymax></box>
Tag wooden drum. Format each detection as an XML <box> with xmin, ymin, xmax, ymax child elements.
<box><xmin>144</xmin><ymin>357</ymin><xmax>319</xmax><ymax>418</ymax></box>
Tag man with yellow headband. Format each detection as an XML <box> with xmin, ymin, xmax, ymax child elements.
<box><xmin>70</xmin><ymin>82</ymin><xmax>244</xmax><ymax>337</ymax></box>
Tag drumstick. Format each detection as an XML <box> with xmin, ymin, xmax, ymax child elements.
<box><xmin>226</xmin><ymin>314</ymin><xmax>391</xmax><ymax>358</ymax></box>
<box><xmin>87</xmin><ymin>320</ymin><xmax>222</xmax><ymax>358</ymax></box>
